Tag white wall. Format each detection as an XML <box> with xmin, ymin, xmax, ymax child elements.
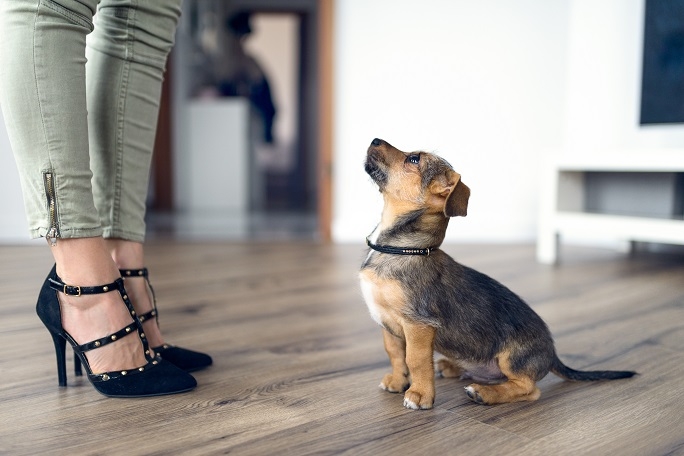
<box><xmin>332</xmin><ymin>0</ymin><xmax>571</xmax><ymax>243</ymax></box>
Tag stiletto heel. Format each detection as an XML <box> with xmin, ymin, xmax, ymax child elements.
<box><xmin>120</xmin><ymin>268</ymin><xmax>212</xmax><ymax>372</ymax></box>
<box><xmin>48</xmin><ymin>331</ymin><xmax>67</xmax><ymax>387</ymax></box>
<box><xmin>74</xmin><ymin>355</ymin><xmax>82</xmax><ymax>377</ymax></box>
<box><xmin>37</xmin><ymin>265</ymin><xmax>197</xmax><ymax>397</ymax></box>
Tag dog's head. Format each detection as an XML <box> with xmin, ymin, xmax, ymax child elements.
<box><xmin>365</xmin><ymin>138</ymin><xmax>470</xmax><ymax>218</ymax></box>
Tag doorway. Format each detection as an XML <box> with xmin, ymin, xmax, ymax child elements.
<box><xmin>150</xmin><ymin>0</ymin><xmax>332</xmax><ymax>241</ymax></box>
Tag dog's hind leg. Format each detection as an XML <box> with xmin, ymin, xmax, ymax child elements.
<box><xmin>436</xmin><ymin>358</ymin><xmax>465</xmax><ymax>378</ymax></box>
<box><xmin>463</xmin><ymin>351</ymin><xmax>541</xmax><ymax>405</ymax></box>
<box><xmin>465</xmin><ymin>379</ymin><xmax>540</xmax><ymax>405</ymax></box>
<box><xmin>380</xmin><ymin>328</ymin><xmax>410</xmax><ymax>393</ymax></box>
<box><xmin>402</xmin><ymin>323</ymin><xmax>437</xmax><ymax>410</ymax></box>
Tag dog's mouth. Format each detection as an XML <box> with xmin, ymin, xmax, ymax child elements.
<box><xmin>364</xmin><ymin>149</ymin><xmax>388</xmax><ymax>187</ymax></box>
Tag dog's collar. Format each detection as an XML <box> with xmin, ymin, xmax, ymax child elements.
<box><xmin>365</xmin><ymin>236</ymin><xmax>437</xmax><ymax>256</ymax></box>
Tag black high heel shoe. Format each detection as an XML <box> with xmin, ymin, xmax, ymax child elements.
<box><xmin>120</xmin><ymin>268</ymin><xmax>212</xmax><ymax>373</ymax></box>
<box><xmin>37</xmin><ymin>265</ymin><xmax>197</xmax><ymax>397</ymax></box>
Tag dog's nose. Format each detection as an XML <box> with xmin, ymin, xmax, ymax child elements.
<box><xmin>371</xmin><ymin>138</ymin><xmax>383</xmax><ymax>146</ymax></box>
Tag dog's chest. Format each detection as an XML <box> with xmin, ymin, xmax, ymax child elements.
<box><xmin>358</xmin><ymin>268</ymin><xmax>405</xmax><ymax>330</ymax></box>
<box><xmin>359</xmin><ymin>274</ymin><xmax>385</xmax><ymax>326</ymax></box>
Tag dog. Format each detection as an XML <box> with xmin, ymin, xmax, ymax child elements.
<box><xmin>359</xmin><ymin>138</ymin><xmax>636</xmax><ymax>409</ymax></box>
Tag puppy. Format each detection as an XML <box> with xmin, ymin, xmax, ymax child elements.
<box><xmin>359</xmin><ymin>138</ymin><xmax>636</xmax><ymax>409</ymax></box>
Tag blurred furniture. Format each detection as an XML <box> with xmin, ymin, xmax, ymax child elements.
<box><xmin>537</xmin><ymin>150</ymin><xmax>684</xmax><ymax>264</ymax></box>
<box><xmin>185</xmin><ymin>99</ymin><xmax>249</xmax><ymax>213</ymax></box>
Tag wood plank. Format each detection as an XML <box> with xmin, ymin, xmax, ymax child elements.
<box><xmin>0</xmin><ymin>242</ymin><xmax>682</xmax><ymax>455</ymax></box>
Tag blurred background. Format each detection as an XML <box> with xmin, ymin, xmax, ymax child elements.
<box><xmin>1</xmin><ymin>0</ymin><xmax>683</xmax><ymax>254</ymax></box>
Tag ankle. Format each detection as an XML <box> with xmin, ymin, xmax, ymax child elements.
<box><xmin>105</xmin><ymin>238</ymin><xmax>145</xmax><ymax>270</ymax></box>
<box><xmin>51</xmin><ymin>237</ymin><xmax>121</xmax><ymax>286</ymax></box>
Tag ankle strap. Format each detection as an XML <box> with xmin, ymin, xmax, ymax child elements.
<box><xmin>48</xmin><ymin>277</ymin><xmax>124</xmax><ymax>297</ymax></box>
<box><xmin>138</xmin><ymin>309</ymin><xmax>157</xmax><ymax>322</ymax></box>
<box><xmin>120</xmin><ymin>268</ymin><xmax>149</xmax><ymax>278</ymax></box>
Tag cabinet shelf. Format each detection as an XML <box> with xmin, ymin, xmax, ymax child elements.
<box><xmin>536</xmin><ymin>151</ymin><xmax>684</xmax><ymax>264</ymax></box>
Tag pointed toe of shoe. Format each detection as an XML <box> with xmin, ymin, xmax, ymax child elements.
<box><xmin>154</xmin><ymin>344</ymin><xmax>213</xmax><ymax>373</ymax></box>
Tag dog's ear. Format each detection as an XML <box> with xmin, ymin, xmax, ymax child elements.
<box><xmin>442</xmin><ymin>170</ymin><xmax>470</xmax><ymax>217</ymax></box>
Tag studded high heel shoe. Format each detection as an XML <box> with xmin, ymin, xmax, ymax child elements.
<box><xmin>36</xmin><ymin>265</ymin><xmax>197</xmax><ymax>397</ymax></box>
<box><xmin>120</xmin><ymin>268</ymin><xmax>212</xmax><ymax>372</ymax></box>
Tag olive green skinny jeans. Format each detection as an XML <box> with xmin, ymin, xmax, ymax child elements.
<box><xmin>0</xmin><ymin>0</ymin><xmax>182</xmax><ymax>242</ymax></box>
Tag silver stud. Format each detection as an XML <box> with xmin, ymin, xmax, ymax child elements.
<box><xmin>140</xmin><ymin>333</ymin><xmax>145</xmax><ymax>338</ymax></box>
<box><xmin>138</xmin><ymin>367</ymin><xmax>145</xmax><ymax>372</ymax></box>
<box><xmin>123</xmin><ymin>295</ymin><xmax>128</xmax><ymax>300</ymax></box>
<box><xmin>138</xmin><ymin>270</ymin><xmax>144</xmax><ymax>276</ymax></box>
<box><xmin>101</xmin><ymin>374</ymin><xmax>110</xmax><ymax>381</ymax></box>
<box><xmin>102</xmin><ymin>286</ymin><xmax>108</xmax><ymax>292</ymax></box>
<box><xmin>94</xmin><ymin>341</ymin><xmax>101</xmax><ymax>347</ymax></box>
<box><xmin>121</xmin><ymin>370</ymin><xmax>127</xmax><ymax>376</ymax></box>
<box><xmin>126</xmin><ymin>271</ymin><xmax>132</xmax><ymax>276</ymax></box>
<box><xmin>111</xmin><ymin>335</ymin><xmax>117</xmax><ymax>341</ymax></box>
<box><xmin>125</xmin><ymin>327</ymin><xmax>131</xmax><ymax>333</ymax></box>
<box><xmin>131</xmin><ymin>310</ymin><xmax>136</xmax><ymax>316</ymax></box>
<box><xmin>139</xmin><ymin>316</ymin><xmax>145</xmax><ymax>322</ymax></box>
<box><xmin>145</xmin><ymin>350</ymin><xmax>150</xmax><ymax>355</ymax></box>
<box><xmin>152</xmin><ymin>360</ymin><xmax>158</xmax><ymax>365</ymax></box>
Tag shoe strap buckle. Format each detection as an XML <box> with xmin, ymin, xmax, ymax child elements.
<box><xmin>64</xmin><ymin>284</ymin><xmax>82</xmax><ymax>296</ymax></box>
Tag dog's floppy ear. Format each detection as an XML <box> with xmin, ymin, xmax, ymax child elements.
<box><xmin>443</xmin><ymin>170</ymin><xmax>470</xmax><ymax>217</ymax></box>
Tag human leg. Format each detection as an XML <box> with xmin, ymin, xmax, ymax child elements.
<box><xmin>0</xmin><ymin>0</ymin><xmax>195</xmax><ymax>395</ymax></box>
<box><xmin>0</xmin><ymin>0</ymin><xmax>101</xmax><ymax>240</ymax></box>
<box><xmin>86</xmin><ymin>0</ymin><xmax>181</xmax><ymax>348</ymax></box>
<box><xmin>87</xmin><ymin>0</ymin><xmax>183</xmax><ymax>242</ymax></box>
<box><xmin>87</xmin><ymin>0</ymin><xmax>211</xmax><ymax>372</ymax></box>
<box><xmin>105</xmin><ymin>239</ymin><xmax>163</xmax><ymax>347</ymax></box>
<box><xmin>107</xmin><ymin>239</ymin><xmax>213</xmax><ymax>372</ymax></box>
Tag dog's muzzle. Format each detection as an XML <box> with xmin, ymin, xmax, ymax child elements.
<box><xmin>364</xmin><ymin>151</ymin><xmax>387</xmax><ymax>186</ymax></box>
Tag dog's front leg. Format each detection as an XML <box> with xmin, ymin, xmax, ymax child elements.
<box><xmin>380</xmin><ymin>328</ymin><xmax>410</xmax><ymax>393</ymax></box>
<box><xmin>402</xmin><ymin>323</ymin><xmax>436</xmax><ymax>410</ymax></box>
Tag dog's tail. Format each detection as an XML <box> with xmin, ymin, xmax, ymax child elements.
<box><xmin>551</xmin><ymin>355</ymin><xmax>637</xmax><ymax>381</ymax></box>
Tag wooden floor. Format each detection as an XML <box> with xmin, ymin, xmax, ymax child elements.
<box><xmin>1</xmin><ymin>241</ymin><xmax>683</xmax><ymax>455</ymax></box>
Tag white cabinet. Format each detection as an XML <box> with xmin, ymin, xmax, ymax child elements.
<box><xmin>182</xmin><ymin>99</ymin><xmax>249</xmax><ymax>213</ymax></box>
<box><xmin>537</xmin><ymin>150</ymin><xmax>684</xmax><ymax>264</ymax></box>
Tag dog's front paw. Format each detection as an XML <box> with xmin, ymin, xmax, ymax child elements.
<box><xmin>380</xmin><ymin>373</ymin><xmax>410</xmax><ymax>393</ymax></box>
<box><xmin>403</xmin><ymin>386</ymin><xmax>434</xmax><ymax>410</ymax></box>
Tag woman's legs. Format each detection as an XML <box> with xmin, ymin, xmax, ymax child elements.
<box><xmin>51</xmin><ymin>238</ymin><xmax>148</xmax><ymax>373</ymax></box>
<box><xmin>0</xmin><ymin>0</ymin><xmax>153</xmax><ymax>374</ymax></box>
<box><xmin>86</xmin><ymin>0</ymin><xmax>182</xmax><ymax>348</ymax></box>
<box><xmin>0</xmin><ymin>0</ymin><xmax>102</xmax><ymax>240</ymax></box>
<box><xmin>87</xmin><ymin>0</ymin><xmax>182</xmax><ymax>243</ymax></box>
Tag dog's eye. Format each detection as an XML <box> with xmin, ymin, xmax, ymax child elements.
<box><xmin>407</xmin><ymin>154</ymin><xmax>420</xmax><ymax>165</ymax></box>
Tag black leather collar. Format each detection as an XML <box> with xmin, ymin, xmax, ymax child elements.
<box><xmin>365</xmin><ymin>236</ymin><xmax>437</xmax><ymax>256</ymax></box>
